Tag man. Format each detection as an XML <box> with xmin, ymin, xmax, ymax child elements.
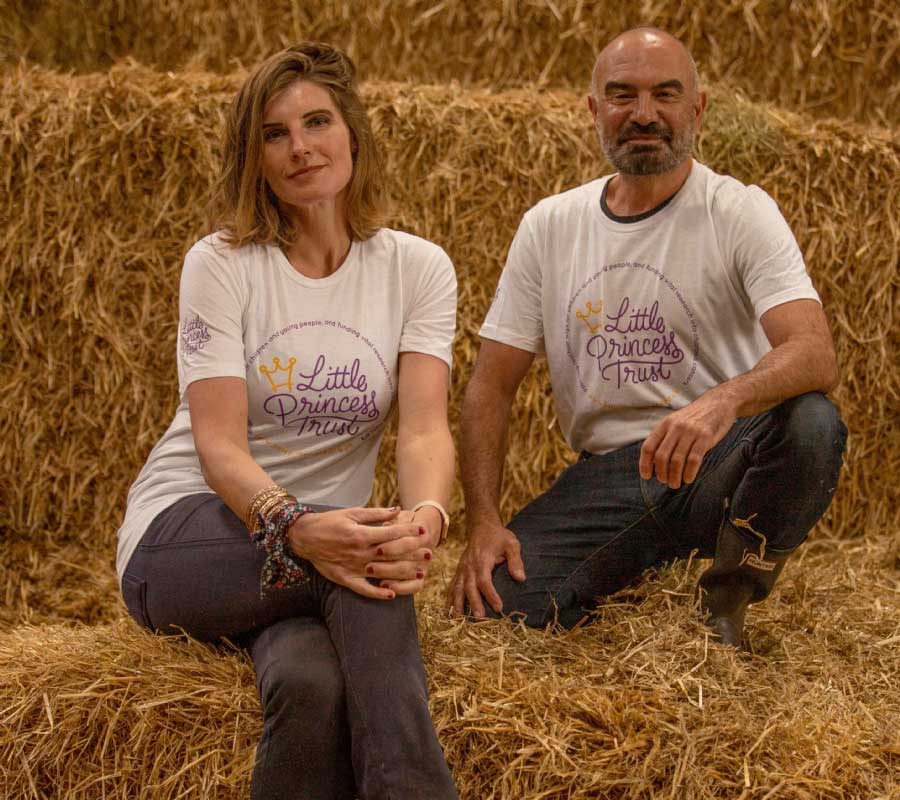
<box><xmin>448</xmin><ymin>28</ymin><xmax>847</xmax><ymax>646</ymax></box>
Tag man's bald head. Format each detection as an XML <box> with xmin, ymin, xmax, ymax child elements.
<box><xmin>591</xmin><ymin>28</ymin><xmax>701</xmax><ymax>101</ymax></box>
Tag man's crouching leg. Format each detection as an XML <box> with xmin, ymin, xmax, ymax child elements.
<box><xmin>698</xmin><ymin>392</ymin><xmax>847</xmax><ymax>646</ymax></box>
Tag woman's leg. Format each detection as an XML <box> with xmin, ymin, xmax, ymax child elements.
<box><xmin>249</xmin><ymin>616</ymin><xmax>355</xmax><ymax>800</ymax></box>
<box><xmin>318</xmin><ymin>583</ymin><xmax>459</xmax><ymax>800</ymax></box>
<box><xmin>120</xmin><ymin>493</ymin><xmax>356</xmax><ymax>797</ymax></box>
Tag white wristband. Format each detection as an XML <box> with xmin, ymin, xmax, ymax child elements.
<box><xmin>411</xmin><ymin>500</ymin><xmax>450</xmax><ymax>544</ymax></box>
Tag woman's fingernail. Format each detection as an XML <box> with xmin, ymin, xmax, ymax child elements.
<box><xmin>386</xmin><ymin>591</ymin><xmax>396</xmax><ymax>599</ymax></box>
<box><xmin>376</xmin><ymin>548</ymin><xmax>384</xmax><ymax>556</ymax></box>
<box><xmin>424</xmin><ymin>551</ymin><xmax>432</xmax><ymax>561</ymax></box>
<box><xmin>416</xmin><ymin>570</ymin><xmax>424</xmax><ymax>579</ymax></box>
<box><xmin>418</xmin><ymin>526</ymin><xmax>426</xmax><ymax>535</ymax></box>
<box><xmin>366</xmin><ymin>566</ymin><xmax>374</xmax><ymax>575</ymax></box>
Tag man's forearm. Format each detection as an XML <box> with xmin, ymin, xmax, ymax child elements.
<box><xmin>460</xmin><ymin>380</ymin><xmax>512</xmax><ymax>530</ymax></box>
<box><xmin>711</xmin><ymin>333</ymin><xmax>838</xmax><ymax>419</ymax></box>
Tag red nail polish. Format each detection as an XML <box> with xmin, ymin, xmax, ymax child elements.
<box><xmin>416</xmin><ymin>570</ymin><xmax>424</xmax><ymax>579</ymax></box>
<box><xmin>424</xmin><ymin>552</ymin><xmax>432</xmax><ymax>561</ymax></box>
<box><xmin>376</xmin><ymin>548</ymin><xmax>383</xmax><ymax>556</ymax></box>
<box><xmin>418</xmin><ymin>526</ymin><xmax>425</xmax><ymax>535</ymax></box>
<box><xmin>366</xmin><ymin>566</ymin><xmax>374</xmax><ymax>575</ymax></box>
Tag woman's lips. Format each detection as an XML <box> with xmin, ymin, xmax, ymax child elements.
<box><xmin>287</xmin><ymin>165</ymin><xmax>324</xmax><ymax>179</ymax></box>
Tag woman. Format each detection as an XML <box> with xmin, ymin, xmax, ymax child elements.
<box><xmin>116</xmin><ymin>42</ymin><xmax>459</xmax><ymax>799</ymax></box>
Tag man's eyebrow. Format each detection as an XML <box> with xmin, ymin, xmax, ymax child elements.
<box><xmin>262</xmin><ymin>109</ymin><xmax>332</xmax><ymax>127</ymax></box>
<box><xmin>603</xmin><ymin>79</ymin><xmax>685</xmax><ymax>93</ymax></box>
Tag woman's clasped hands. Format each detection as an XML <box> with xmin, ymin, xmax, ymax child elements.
<box><xmin>287</xmin><ymin>506</ymin><xmax>440</xmax><ymax>600</ymax></box>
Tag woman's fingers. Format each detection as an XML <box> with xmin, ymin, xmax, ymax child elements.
<box><xmin>366</xmin><ymin>557</ymin><xmax>429</xmax><ymax>581</ymax></box>
<box><xmin>369</xmin><ymin>534</ymin><xmax>430</xmax><ymax>561</ymax></box>
<box><xmin>379</xmin><ymin>577</ymin><xmax>425</xmax><ymax>596</ymax></box>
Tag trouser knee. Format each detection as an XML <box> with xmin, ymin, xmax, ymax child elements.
<box><xmin>258</xmin><ymin>655</ymin><xmax>346</xmax><ymax>728</ymax></box>
<box><xmin>775</xmin><ymin>392</ymin><xmax>847</xmax><ymax>480</ymax></box>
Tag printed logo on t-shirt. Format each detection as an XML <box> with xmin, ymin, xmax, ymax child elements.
<box><xmin>246</xmin><ymin>320</ymin><xmax>394</xmax><ymax>457</ymax></box>
<box><xmin>180</xmin><ymin>314</ymin><xmax>211</xmax><ymax>358</ymax></box>
<box><xmin>564</xmin><ymin>262</ymin><xmax>699</xmax><ymax>408</ymax></box>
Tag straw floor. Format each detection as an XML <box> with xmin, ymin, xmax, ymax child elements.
<box><xmin>2</xmin><ymin>65</ymin><xmax>898</xmax><ymax>628</ymax></box>
<box><xmin>4</xmin><ymin>0</ymin><xmax>899</xmax><ymax>126</ymax></box>
<box><xmin>2</xmin><ymin>535</ymin><xmax>898</xmax><ymax>799</ymax></box>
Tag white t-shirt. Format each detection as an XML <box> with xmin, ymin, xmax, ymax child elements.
<box><xmin>116</xmin><ymin>228</ymin><xmax>456</xmax><ymax>580</ymax></box>
<box><xmin>481</xmin><ymin>161</ymin><xmax>819</xmax><ymax>456</ymax></box>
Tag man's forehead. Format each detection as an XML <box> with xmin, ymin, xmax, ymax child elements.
<box><xmin>594</xmin><ymin>31</ymin><xmax>694</xmax><ymax>87</ymax></box>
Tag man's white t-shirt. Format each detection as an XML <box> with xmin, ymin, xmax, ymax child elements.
<box><xmin>116</xmin><ymin>228</ymin><xmax>456</xmax><ymax>580</ymax></box>
<box><xmin>481</xmin><ymin>161</ymin><xmax>819</xmax><ymax>456</ymax></box>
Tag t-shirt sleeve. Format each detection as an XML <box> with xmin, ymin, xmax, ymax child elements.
<box><xmin>479</xmin><ymin>210</ymin><xmax>545</xmax><ymax>353</ymax></box>
<box><xmin>398</xmin><ymin>244</ymin><xmax>457</xmax><ymax>368</ymax></box>
<box><xmin>725</xmin><ymin>186</ymin><xmax>820</xmax><ymax>319</ymax></box>
<box><xmin>176</xmin><ymin>243</ymin><xmax>248</xmax><ymax>396</ymax></box>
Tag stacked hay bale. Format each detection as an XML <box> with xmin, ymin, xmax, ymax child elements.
<box><xmin>5</xmin><ymin>0</ymin><xmax>899</xmax><ymax>126</ymax></box>
<box><xmin>2</xmin><ymin>66</ymin><xmax>898</xmax><ymax>626</ymax></box>
<box><xmin>2</xmin><ymin>4</ymin><xmax>899</xmax><ymax>798</ymax></box>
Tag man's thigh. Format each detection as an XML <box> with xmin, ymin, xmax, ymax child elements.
<box><xmin>491</xmin><ymin>443</ymin><xmax>666</xmax><ymax>628</ymax></box>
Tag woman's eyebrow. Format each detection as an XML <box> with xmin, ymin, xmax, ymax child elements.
<box><xmin>262</xmin><ymin>109</ymin><xmax>332</xmax><ymax>127</ymax></box>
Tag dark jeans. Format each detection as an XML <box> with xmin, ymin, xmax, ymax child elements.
<box><xmin>121</xmin><ymin>494</ymin><xmax>458</xmax><ymax>800</ymax></box>
<box><xmin>489</xmin><ymin>392</ymin><xmax>847</xmax><ymax>629</ymax></box>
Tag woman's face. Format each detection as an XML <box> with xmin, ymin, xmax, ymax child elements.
<box><xmin>260</xmin><ymin>79</ymin><xmax>354</xmax><ymax>213</ymax></box>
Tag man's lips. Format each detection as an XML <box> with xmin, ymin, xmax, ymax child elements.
<box><xmin>287</xmin><ymin>165</ymin><xmax>324</xmax><ymax>179</ymax></box>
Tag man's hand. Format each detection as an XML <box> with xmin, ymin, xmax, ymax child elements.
<box><xmin>448</xmin><ymin>523</ymin><xmax>526</xmax><ymax>617</ymax></box>
<box><xmin>639</xmin><ymin>389</ymin><xmax>738</xmax><ymax>489</ymax></box>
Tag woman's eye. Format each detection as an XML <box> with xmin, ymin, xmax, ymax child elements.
<box><xmin>263</xmin><ymin>129</ymin><xmax>285</xmax><ymax>142</ymax></box>
<box><xmin>307</xmin><ymin>115</ymin><xmax>329</xmax><ymax>128</ymax></box>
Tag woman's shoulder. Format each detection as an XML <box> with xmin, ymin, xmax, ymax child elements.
<box><xmin>184</xmin><ymin>231</ymin><xmax>278</xmax><ymax>275</ymax></box>
<box><xmin>363</xmin><ymin>227</ymin><xmax>453</xmax><ymax>270</ymax></box>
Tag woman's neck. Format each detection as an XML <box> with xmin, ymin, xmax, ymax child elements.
<box><xmin>282</xmin><ymin>200</ymin><xmax>352</xmax><ymax>279</ymax></box>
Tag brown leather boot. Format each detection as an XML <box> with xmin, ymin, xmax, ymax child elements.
<box><xmin>698</xmin><ymin>520</ymin><xmax>793</xmax><ymax>647</ymax></box>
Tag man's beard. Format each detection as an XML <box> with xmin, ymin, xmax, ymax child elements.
<box><xmin>599</xmin><ymin>117</ymin><xmax>695</xmax><ymax>176</ymax></box>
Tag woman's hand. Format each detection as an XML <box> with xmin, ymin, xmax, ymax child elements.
<box><xmin>363</xmin><ymin>507</ymin><xmax>441</xmax><ymax>596</ymax></box>
<box><xmin>288</xmin><ymin>507</ymin><xmax>428</xmax><ymax>600</ymax></box>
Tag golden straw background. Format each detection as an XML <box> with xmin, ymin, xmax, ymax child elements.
<box><xmin>1</xmin><ymin>3</ymin><xmax>899</xmax><ymax>798</ymax></box>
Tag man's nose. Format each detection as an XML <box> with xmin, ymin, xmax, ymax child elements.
<box><xmin>631</xmin><ymin>93</ymin><xmax>659</xmax><ymax>125</ymax></box>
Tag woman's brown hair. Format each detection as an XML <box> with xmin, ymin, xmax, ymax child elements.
<box><xmin>213</xmin><ymin>42</ymin><xmax>387</xmax><ymax>246</ymax></box>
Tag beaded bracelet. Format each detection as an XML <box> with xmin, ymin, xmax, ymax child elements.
<box><xmin>250</xmin><ymin>500</ymin><xmax>314</xmax><ymax>594</ymax></box>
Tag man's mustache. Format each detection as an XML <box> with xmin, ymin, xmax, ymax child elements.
<box><xmin>618</xmin><ymin>123</ymin><xmax>673</xmax><ymax>144</ymax></box>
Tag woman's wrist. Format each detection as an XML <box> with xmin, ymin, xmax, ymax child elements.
<box><xmin>412</xmin><ymin>503</ymin><xmax>447</xmax><ymax>547</ymax></box>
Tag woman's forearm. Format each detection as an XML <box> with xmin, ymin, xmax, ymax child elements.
<box><xmin>396</xmin><ymin>426</ymin><xmax>455</xmax><ymax>539</ymax></box>
<box><xmin>197</xmin><ymin>439</ymin><xmax>276</xmax><ymax>526</ymax></box>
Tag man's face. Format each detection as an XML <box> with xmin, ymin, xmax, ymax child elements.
<box><xmin>589</xmin><ymin>35</ymin><xmax>705</xmax><ymax>176</ymax></box>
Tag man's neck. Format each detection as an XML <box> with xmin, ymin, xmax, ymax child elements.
<box><xmin>604</xmin><ymin>159</ymin><xmax>693</xmax><ymax>218</ymax></box>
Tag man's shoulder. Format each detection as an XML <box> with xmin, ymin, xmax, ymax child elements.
<box><xmin>694</xmin><ymin>161</ymin><xmax>772</xmax><ymax>218</ymax></box>
<box><xmin>525</xmin><ymin>177</ymin><xmax>609</xmax><ymax>224</ymax></box>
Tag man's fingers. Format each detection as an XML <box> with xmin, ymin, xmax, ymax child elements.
<box><xmin>640</xmin><ymin>425</ymin><xmax>666</xmax><ymax>480</ymax></box>
<box><xmin>464</xmin><ymin>571</ymin><xmax>486</xmax><ymax>618</ymax></box>
<box><xmin>682</xmin><ymin>441</ymin><xmax>708</xmax><ymax>485</ymax></box>
<box><xmin>504</xmin><ymin>541</ymin><xmax>527</xmax><ymax>582</ymax></box>
<box><xmin>449</xmin><ymin>572</ymin><xmax>466</xmax><ymax>614</ymax></box>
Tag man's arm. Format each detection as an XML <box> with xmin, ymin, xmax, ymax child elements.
<box><xmin>640</xmin><ymin>298</ymin><xmax>838</xmax><ymax>489</ymax></box>
<box><xmin>448</xmin><ymin>339</ymin><xmax>535</xmax><ymax>616</ymax></box>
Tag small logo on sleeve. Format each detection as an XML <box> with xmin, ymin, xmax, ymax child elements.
<box><xmin>181</xmin><ymin>315</ymin><xmax>211</xmax><ymax>357</ymax></box>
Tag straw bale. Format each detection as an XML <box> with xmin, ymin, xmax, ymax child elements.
<box><xmin>1</xmin><ymin>535</ymin><xmax>898</xmax><ymax>798</ymax></box>
<box><xmin>3</xmin><ymin>0</ymin><xmax>899</xmax><ymax>127</ymax></box>
<box><xmin>1</xmin><ymin>64</ymin><xmax>898</xmax><ymax>626</ymax></box>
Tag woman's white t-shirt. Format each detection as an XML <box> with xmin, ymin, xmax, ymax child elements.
<box><xmin>116</xmin><ymin>228</ymin><xmax>456</xmax><ymax>581</ymax></box>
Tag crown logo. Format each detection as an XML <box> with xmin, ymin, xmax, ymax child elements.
<box><xmin>260</xmin><ymin>356</ymin><xmax>296</xmax><ymax>391</ymax></box>
<box><xmin>576</xmin><ymin>300</ymin><xmax>604</xmax><ymax>334</ymax></box>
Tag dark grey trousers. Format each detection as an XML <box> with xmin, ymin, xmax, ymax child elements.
<box><xmin>121</xmin><ymin>494</ymin><xmax>458</xmax><ymax>800</ymax></box>
<box><xmin>488</xmin><ymin>392</ymin><xmax>847</xmax><ymax>628</ymax></box>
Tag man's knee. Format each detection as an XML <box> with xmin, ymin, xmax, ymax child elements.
<box><xmin>486</xmin><ymin>565</ymin><xmax>585</xmax><ymax>630</ymax></box>
<box><xmin>778</xmin><ymin>392</ymin><xmax>847</xmax><ymax>472</ymax></box>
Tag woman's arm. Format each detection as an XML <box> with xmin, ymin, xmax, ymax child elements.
<box><xmin>365</xmin><ymin>352</ymin><xmax>454</xmax><ymax>595</ymax></box>
<box><xmin>188</xmin><ymin>376</ymin><xmax>417</xmax><ymax>600</ymax></box>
